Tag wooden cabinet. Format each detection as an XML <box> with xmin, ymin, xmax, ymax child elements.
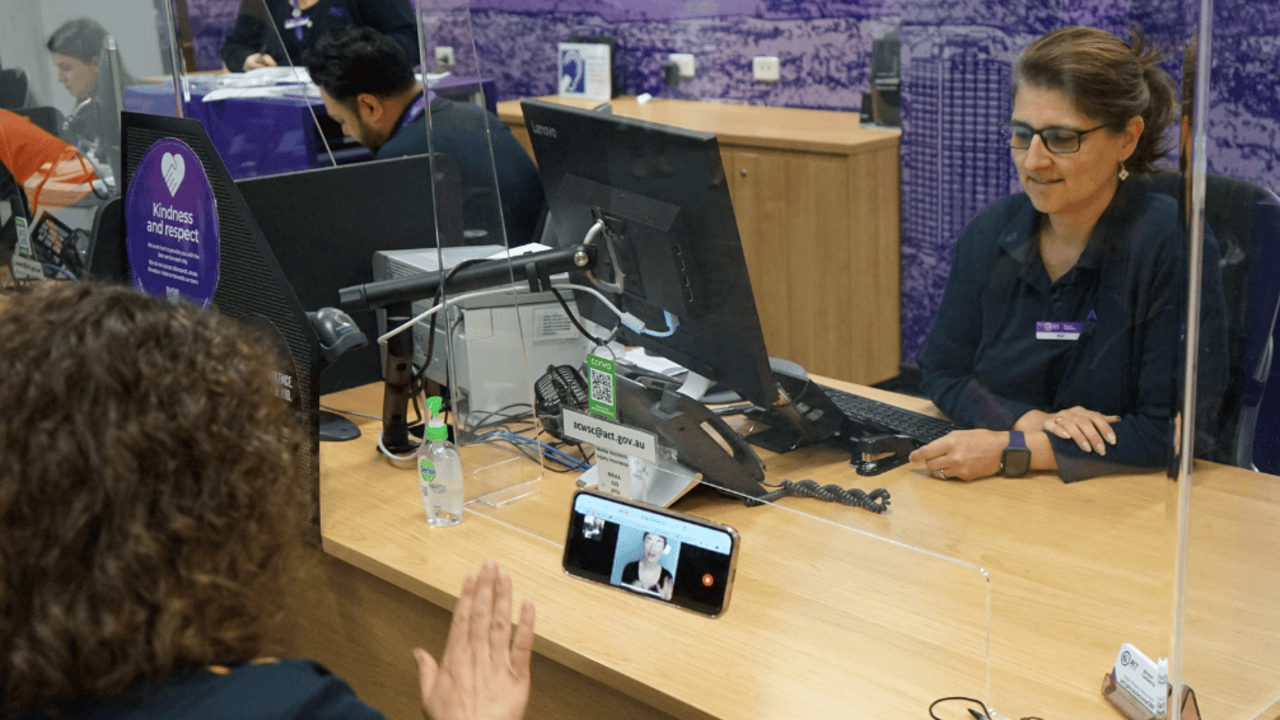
<box><xmin>498</xmin><ymin>97</ymin><xmax>901</xmax><ymax>385</ymax></box>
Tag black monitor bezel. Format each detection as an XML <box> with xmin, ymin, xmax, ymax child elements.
<box><xmin>520</xmin><ymin>98</ymin><xmax>778</xmax><ymax>411</ymax></box>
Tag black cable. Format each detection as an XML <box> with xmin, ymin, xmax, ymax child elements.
<box><xmin>538</xmin><ymin>429</ymin><xmax>594</xmax><ymax>467</ymax></box>
<box><xmin>466</xmin><ymin>403</ymin><xmax>533</xmax><ymax>431</ymax></box>
<box><xmin>929</xmin><ymin>697</ymin><xmax>991</xmax><ymax>720</ymax></box>
<box><xmin>927</xmin><ymin>696</ymin><xmax>1044</xmax><ymax>720</ymax></box>
<box><xmin>549</xmin><ymin>286</ymin><xmax>617</xmax><ymax>347</ymax></box>
<box><xmin>751</xmin><ymin>479</ymin><xmax>890</xmax><ymax>514</ymax></box>
<box><xmin>413</xmin><ymin>257</ymin><xmax>490</xmax><ymax>392</ymax></box>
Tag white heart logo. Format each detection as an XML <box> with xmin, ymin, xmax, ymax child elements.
<box><xmin>161</xmin><ymin>152</ymin><xmax>186</xmax><ymax>197</ymax></box>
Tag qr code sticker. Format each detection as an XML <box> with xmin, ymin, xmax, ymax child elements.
<box><xmin>165</xmin><ymin>287</ymin><xmax>180</xmax><ymax>303</ymax></box>
<box><xmin>590</xmin><ymin>367</ymin><xmax>614</xmax><ymax>406</ymax></box>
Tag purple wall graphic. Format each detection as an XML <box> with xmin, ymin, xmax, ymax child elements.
<box><xmin>182</xmin><ymin>0</ymin><xmax>1279</xmax><ymax>370</ymax></box>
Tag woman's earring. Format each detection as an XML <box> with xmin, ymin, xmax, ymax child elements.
<box><xmin>1118</xmin><ymin>163</ymin><xmax>1130</xmax><ymax>181</ymax></box>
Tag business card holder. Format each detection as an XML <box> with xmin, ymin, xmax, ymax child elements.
<box><xmin>1101</xmin><ymin>672</ymin><xmax>1200</xmax><ymax>720</ymax></box>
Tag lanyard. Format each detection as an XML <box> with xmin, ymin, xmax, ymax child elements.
<box><xmin>284</xmin><ymin>0</ymin><xmax>313</xmax><ymax>40</ymax></box>
<box><xmin>397</xmin><ymin>92</ymin><xmax>428</xmax><ymax>131</ymax></box>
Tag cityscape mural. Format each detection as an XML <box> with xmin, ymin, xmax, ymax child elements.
<box><xmin>185</xmin><ymin>0</ymin><xmax>1278</xmax><ymax>366</ymax></box>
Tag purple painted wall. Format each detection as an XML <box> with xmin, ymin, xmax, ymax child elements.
<box><xmin>184</xmin><ymin>0</ymin><xmax>1279</xmax><ymax>368</ymax></box>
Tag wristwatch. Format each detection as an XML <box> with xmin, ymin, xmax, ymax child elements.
<box><xmin>1001</xmin><ymin>431</ymin><xmax>1031</xmax><ymax>477</ymax></box>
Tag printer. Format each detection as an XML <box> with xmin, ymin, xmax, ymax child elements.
<box><xmin>373</xmin><ymin>245</ymin><xmax>589</xmax><ymax>433</ymax></box>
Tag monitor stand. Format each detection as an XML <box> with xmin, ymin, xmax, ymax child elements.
<box><xmin>319</xmin><ymin>410</ymin><xmax>361</xmax><ymax>442</ymax></box>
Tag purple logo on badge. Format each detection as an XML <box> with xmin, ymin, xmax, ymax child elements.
<box><xmin>124</xmin><ymin>138</ymin><xmax>219</xmax><ymax>309</ymax></box>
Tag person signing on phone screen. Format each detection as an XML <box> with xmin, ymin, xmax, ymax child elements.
<box><xmin>622</xmin><ymin>532</ymin><xmax>675</xmax><ymax>601</ymax></box>
<box><xmin>909</xmin><ymin>26</ymin><xmax>1228</xmax><ymax>483</ymax></box>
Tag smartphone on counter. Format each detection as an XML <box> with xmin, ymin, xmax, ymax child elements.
<box><xmin>562</xmin><ymin>489</ymin><xmax>740</xmax><ymax>618</ymax></box>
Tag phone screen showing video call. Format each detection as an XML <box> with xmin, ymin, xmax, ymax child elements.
<box><xmin>563</xmin><ymin>490</ymin><xmax>737</xmax><ymax>617</ymax></box>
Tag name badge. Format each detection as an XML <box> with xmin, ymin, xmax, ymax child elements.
<box><xmin>283</xmin><ymin>15</ymin><xmax>312</xmax><ymax>30</ymax></box>
<box><xmin>1036</xmin><ymin>321</ymin><xmax>1082</xmax><ymax>340</ymax></box>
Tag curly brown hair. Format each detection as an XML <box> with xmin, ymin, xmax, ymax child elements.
<box><xmin>0</xmin><ymin>282</ymin><xmax>308</xmax><ymax>712</ymax></box>
<box><xmin>1013</xmin><ymin>25</ymin><xmax>1177</xmax><ymax>175</ymax></box>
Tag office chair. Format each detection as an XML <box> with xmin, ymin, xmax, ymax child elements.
<box><xmin>0</xmin><ymin>68</ymin><xmax>29</xmax><ymax>110</ymax></box>
<box><xmin>1148</xmin><ymin>172</ymin><xmax>1280</xmax><ymax>472</ymax></box>
<box><xmin>86</xmin><ymin>197</ymin><xmax>128</xmax><ymax>284</ymax></box>
<box><xmin>12</xmin><ymin>106</ymin><xmax>64</xmax><ymax>137</ymax></box>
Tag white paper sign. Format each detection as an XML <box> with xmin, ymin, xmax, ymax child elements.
<box><xmin>562</xmin><ymin>409</ymin><xmax>658</xmax><ymax>500</ymax></box>
<box><xmin>558</xmin><ymin>42</ymin><xmax>611</xmax><ymax>101</ymax></box>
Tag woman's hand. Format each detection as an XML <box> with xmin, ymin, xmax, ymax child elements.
<box><xmin>908</xmin><ymin>429</ymin><xmax>1007</xmax><ymax>481</ymax></box>
<box><xmin>1027</xmin><ymin>406</ymin><xmax>1120</xmax><ymax>456</ymax></box>
<box><xmin>242</xmin><ymin>52</ymin><xmax>277</xmax><ymax>71</ymax></box>
<box><xmin>658</xmin><ymin>576</ymin><xmax>674</xmax><ymax>601</ymax></box>
<box><xmin>415</xmin><ymin>561</ymin><xmax>535</xmax><ymax>720</ymax></box>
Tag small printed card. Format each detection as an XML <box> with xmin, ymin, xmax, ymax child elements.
<box><xmin>558</xmin><ymin>42</ymin><xmax>611</xmax><ymax>101</ymax></box>
<box><xmin>1036</xmin><ymin>320</ymin><xmax>1083</xmax><ymax>341</ymax></box>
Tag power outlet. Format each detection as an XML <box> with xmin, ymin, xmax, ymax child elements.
<box><xmin>669</xmin><ymin>53</ymin><xmax>695</xmax><ymax>78</ymax></box>
<box><xmin>752</xmin><ymin>56</ymin><xmax>780</xmax><ymax>82</ymax></box>
<box><xmin>435</xmin><ymin>46</ymin><xmax>455</xmax><ymax>69</ymax></box>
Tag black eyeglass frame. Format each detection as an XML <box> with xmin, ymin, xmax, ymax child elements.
<box><xmin>1000</xmin><ymin>121</ymin><xmax>1110</xmax><ymax>155</ymax></box>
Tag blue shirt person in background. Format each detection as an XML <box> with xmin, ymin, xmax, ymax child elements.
<box><xmin>910</xmin><ymin>26</ymin><xmax>1228</xmax><ymax>483</ymax></box>
<box><xmin>304</xmin><ymin>26</ymin><xmax>547</xmax><ymax>247</ymax></box>
<box><xmin>221</xmin><ymin>0</ymin><xmax>418</xmax><ymax>72</ymax></box>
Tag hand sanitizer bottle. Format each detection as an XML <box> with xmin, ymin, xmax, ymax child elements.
<box><xmin>419</xmin><ymin>396</ymin><xmax>463</xmax><ymax>526</ymax></box>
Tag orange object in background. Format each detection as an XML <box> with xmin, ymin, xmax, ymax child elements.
<box><xmin>0</xmin><ymin>107</ymin><xmax>99</xmax><ymax>215</ymax></box>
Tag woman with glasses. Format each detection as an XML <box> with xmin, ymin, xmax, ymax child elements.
<box><xmin>910</xmin><ymin>26</ymin><xmax>1228</xmax><ymax>483</ymax></box>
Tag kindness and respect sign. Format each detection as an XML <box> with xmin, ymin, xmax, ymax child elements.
<box><xmin>125</xmin><ymin>139</ymin><xmax>219</xmax><ymax>308</ymax></box>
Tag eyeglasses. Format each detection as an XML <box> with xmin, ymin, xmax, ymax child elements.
<box><xmin>1000</xmin><ymin>121</ymin><xmax>1109</xmax><ymax>154</ymax></box>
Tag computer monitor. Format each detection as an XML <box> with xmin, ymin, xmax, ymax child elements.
<box><xmin>520</xmin><ymin>98</ymin><xmax>778</xmax><ymax>411</ymax></box>
<box><xmin>520</xmin><ymin>99</ymin><xmax>849</xmax><ymax>463</ymax></box>
<box><xmin>235</xmin><ymin>153</ymin><xmax>465</xmax><ymax>394</ymax></box>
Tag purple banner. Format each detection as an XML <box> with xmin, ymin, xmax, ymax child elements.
<box><xmin>125</xmin><ymin>139</ymin><xmax>220</xmax><ymax>309</ymax></box>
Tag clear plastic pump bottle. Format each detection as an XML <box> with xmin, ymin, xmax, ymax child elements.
<box><xmin>419</xmin><ymin>396</ymin><xmax>463</xmax><ymax>526</ymax></box>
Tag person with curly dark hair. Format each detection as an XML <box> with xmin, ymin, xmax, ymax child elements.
<box><xmin>910</xmin><ymin>25</ymin><xmax>1228</xmax><ymax>482</ymax></box>
<box><xmin>0</xmin><ymin>282</ymin><xmax>535</xmax><ymax>720</ymax></box>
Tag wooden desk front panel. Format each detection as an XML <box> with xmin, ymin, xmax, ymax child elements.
<box><xmin>499</xmin><ymin>97</ymin><xmax>902</xmax><ymax>385</ymax></box>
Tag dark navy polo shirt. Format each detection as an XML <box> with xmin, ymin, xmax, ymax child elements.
<box><xmin>919</xmin><ymin>178</ymin><xmax>1228</xmax><ymax>481</ymax></box>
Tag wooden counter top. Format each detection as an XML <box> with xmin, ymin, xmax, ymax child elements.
<box><xmin>497</xmin><ymin>95</ymin><xmax>900</xmax><ymax>156</ymax></box>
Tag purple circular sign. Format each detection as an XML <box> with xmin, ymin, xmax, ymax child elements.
<box><xmin>125</xmin><ymin>138</ymin><xmax>220</xmax><ymax>309</ymax></box>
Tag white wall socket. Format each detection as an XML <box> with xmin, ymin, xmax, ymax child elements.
<box><xmin>435</xmin><ymin>46</ymin><xmax>455</xmax><ymax>68</ymax></box>
<box><xmin>752</xmin><ymin>56</ymin><xmax>780</xmax><ymax>82</ymax></box>
<box><xmin>669</xmin><ymin>52</ymin><xmax>695</xmax><ymax>78</ymax></box>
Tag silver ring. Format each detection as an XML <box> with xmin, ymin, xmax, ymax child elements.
<box><xmin>936</xmin><ymin>468</ymin><xmax>947</xmax><ymax>479</ymax></box>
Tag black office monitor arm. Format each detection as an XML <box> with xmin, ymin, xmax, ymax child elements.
<box><xmin>336</xmin><ymin>244</ymin><xmax>597</xmax><ymax>456</ymax></box>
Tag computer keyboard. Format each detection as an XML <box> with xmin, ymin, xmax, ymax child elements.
<box><xmin>819</xmin><ymin>384</ymin><xmax>959</xmax><ymax>446</ymax></box>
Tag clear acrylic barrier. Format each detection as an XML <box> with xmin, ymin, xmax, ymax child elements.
<box><xmin>1176</xmin><ymin>0</ymin><xmax>1280</xmax><ymax>714</ymax></box>
<box><xmin>406</xmin><ymin>0</ymin><xmax>570</xmax><ymax>506</ymax></box>
<box><xmin>160</xmin><ymin>0</ymin><xmax>561</xmax><ymax>506</ymax></box>
<box><xmin>464</xmin><ymin>438</ymin><xmax>995</xmax><ymax>717</ymax></box>
<box><xmin>38</xmin><ymin>0</ymin><xmax>1274</xmax><ymax>715</ymax></box>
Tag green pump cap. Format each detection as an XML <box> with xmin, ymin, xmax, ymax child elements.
<box><xmin>425</xmin><ymin>396</ymin><xmax>447</xmax><ymax>441</ymax></box>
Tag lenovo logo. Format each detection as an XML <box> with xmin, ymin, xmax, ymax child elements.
<box><xmin>532</xmin><ymin>124</ymin><xmax>557</xmax><ymax>138</ymax></box>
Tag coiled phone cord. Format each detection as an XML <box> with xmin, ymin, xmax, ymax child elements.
<box><xmin>751</xmin><ymin>479</ymin><xmax>891</xmax><ymax>514</ymax></box>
